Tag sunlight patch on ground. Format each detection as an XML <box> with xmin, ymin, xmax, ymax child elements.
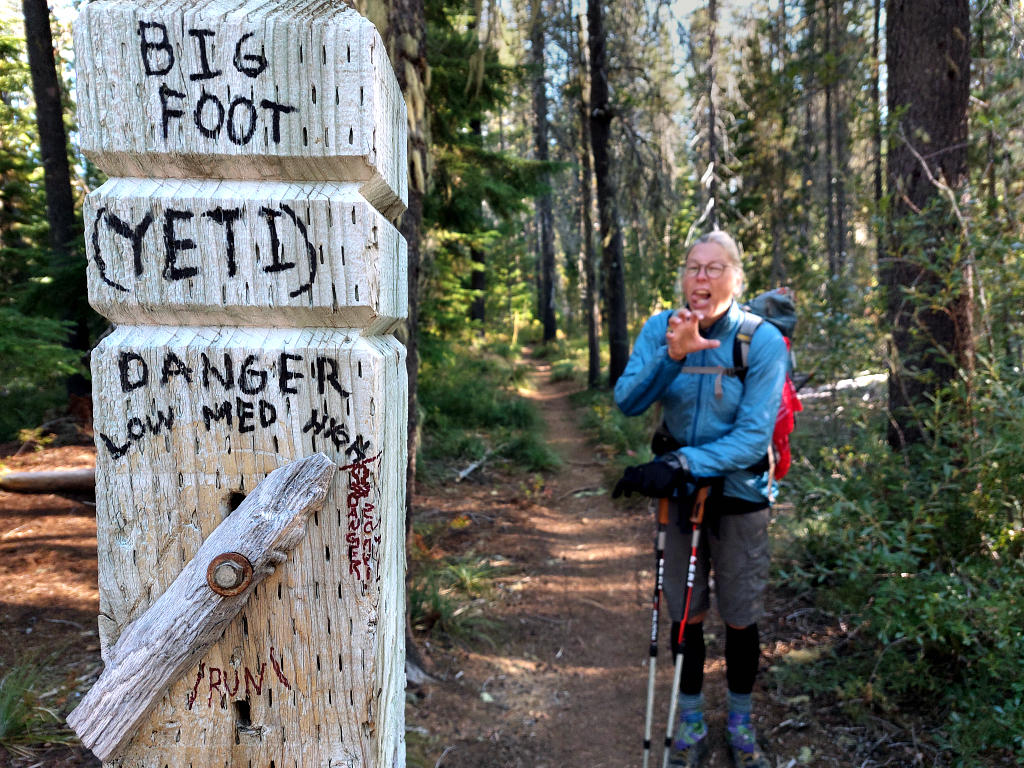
<box><xmin>551</xmin><ymin>542</ymin><xmax>639</xmax><ymax>563</ymax></box>
<box><xmin>0</xmin><ymin>514</ymin><xmax>97</xmax><ymax>608</ymax></box>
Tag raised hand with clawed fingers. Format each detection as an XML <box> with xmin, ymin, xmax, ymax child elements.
<box><xmin>665</xmin><ymin>309</ymin><xmax>721</xmax><ymax>361</ymax></box>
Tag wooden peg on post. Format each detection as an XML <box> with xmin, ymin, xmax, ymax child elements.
<box><xmin>67</xmin><ymin>454</ymin><xmax>336</xmax><ymax>762</ymax></box>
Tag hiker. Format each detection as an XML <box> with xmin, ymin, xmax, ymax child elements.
<box><xmin>612</xmin><ymin>230</ymin><xmax>787</xmax><ymax>768</ymax></box>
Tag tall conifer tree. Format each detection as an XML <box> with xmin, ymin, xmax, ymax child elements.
<box><xmin>884</xmin><ymin>0</ymin><xmax>972</xmax><ymax>447</ymax></box>
<box><xmin>587</xmin><ymin>0</ymin><xmax>628</xmax><ymax>384</ymax></box>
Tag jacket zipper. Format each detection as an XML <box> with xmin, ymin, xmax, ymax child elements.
<box><xmin>690</xmin><ymin>347</ymin><xmax>705</xmax><ymax>448</ymax></box>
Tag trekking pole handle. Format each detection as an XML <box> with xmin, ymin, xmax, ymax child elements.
<box><xmin>690</xmin><ymin>484</ymin><xmax>710</xmax><ymax>526</ymax></box>
<box><xmin>657</xmin><ymin>498</ymin><xmax>670</xmax><ymax>526</ymax></box>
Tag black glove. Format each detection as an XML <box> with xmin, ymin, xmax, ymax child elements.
<box><xmin>612</xmin><ymin>460</ymin><xmax>690</xmax><ymax>499</ymax></box>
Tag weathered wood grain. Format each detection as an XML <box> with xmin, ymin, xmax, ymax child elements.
<box><xmin>67</xmin><ymin>453</ymin><xmax>336</xmax><ymax>762</ymax></box>
<box><xmin>73</xmin><ymin>0</ymin><xmax>407</xmax><ymax>219</ymax></box>
<box><xmin>88</xmin><ymin>327</ymin><xmax>407</xmax><ymax>767</ymax></box>
<box><xmin>84</xmin><ymin>179</ymin><xmax>406</xmax><ymax>331</ymax></box>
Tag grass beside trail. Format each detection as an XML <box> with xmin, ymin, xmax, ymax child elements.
<box><xmin>417</xmin><ymin>336</ymin><xmax>561</xmax><ymax>478</ymax></box>
<box><xmin>409</xmin><ymin>336</ymin><xmax>561</xmax><ymax>647</ymax></box>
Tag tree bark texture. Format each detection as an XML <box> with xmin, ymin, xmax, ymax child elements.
<box><xmin>706</xmin><ymin>0</ymin><xmax>719</xmax><ymax>231</ymax></box>
<box><xmin>22</xmin><ymin>0</ymin><xmax>88</xmax><ymax>350</ymax></box>
<box><xmin>22</xmin><ymin>0</ymin><xmax>75</xmax><ymax>264</ymax></box>
<box><xmin>798</xmin><ymin>0</ymin><xmax>817</xmax><ymax>259</ymax></box>
<box><xmin>769</xmin><ymin>0</ymin><xmax>787</xmax><ymax>286</ymax></box>
<box><xmin>353</xmin><ymin>0</ymin><xmax>431</xmax><ymax>674</ymax></box>
<box><xmin>587</xmin><ymin>0</ymin><xmax>628</xmax><ymax>385</ymax></box>
<box><xmin>824</xmin><ymin>0</ymin><xmax>837</xmax><ymax>279</ymax></box>
<box><xmin>832</xmin><ymin>0</ymin><xmax>848</xmax><ymax>276</ymax></box>
<box><xmin>531</xmin><ymin>5</ymin><xmax>557</xmax><ymax>343</ymax></box>
<box><xmin>872</xmin><ymin>0</ymin><xmax>883</xmax><ymax>211</ymax></box>
<box><xmin>884</xmin><ymin>0</ymin><xmax>972</xmax><ymax>448</ymax></box>
<box><xmin>576</xmin><ymin>14</ymin><xmax>601</xmax><ymax>388</ymax></box>
<box><xmin>470</xmin><ymin>119</ymin><xmax>486</xmax><ymax>324</ymax></box>
<box><xmin>352</xmin><ymin>0</ymin><xmax>429</xmax><ymax>535</ymax></box>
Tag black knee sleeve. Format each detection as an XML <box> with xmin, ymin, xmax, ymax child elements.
<box><xmin>670</xmin><ymin>621</ymin><xmax>705</xmax><ymax>696</ymax></box>
<box><xmin>725</xmin><ymin>622</ymin><xmax>760</xmax><ymax>694</ymax></box>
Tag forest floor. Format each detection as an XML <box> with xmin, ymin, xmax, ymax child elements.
<box><xmin>0</xmin><ymin>358</ymin><xmax>931</xmax><ymax>768</ymax></box>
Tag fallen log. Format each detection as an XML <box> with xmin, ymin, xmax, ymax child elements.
<box><xmin>0</xmin><ymin>468</ymin><xmax>95</xmax><ymax>493</ymax></box>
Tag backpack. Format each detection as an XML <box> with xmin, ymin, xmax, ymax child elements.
<box><xmin>732</xmin><ymin>287</ymin><xmax>803</xmax><ymax>480</ymax></box>
<box><xmin>660</xmin><ymin>287</ymin><xmax>803</xmax><ymax>482</ymax></box>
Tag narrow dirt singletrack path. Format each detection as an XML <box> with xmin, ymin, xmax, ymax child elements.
<box><xmin>407</xmin><ymin>357</ymin><xmax>783</xmax><ymax>768</ymax></box>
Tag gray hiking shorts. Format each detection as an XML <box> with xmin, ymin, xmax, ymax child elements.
<box><xmin>662</xmin><ymin>500</ymin><xmax>770</xmax><ymax>628</ymax></box>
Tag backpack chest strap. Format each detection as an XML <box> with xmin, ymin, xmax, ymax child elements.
<box><xmin>679</xmin><ymin>313</ymin><xmax>763</xmax><ymax>398</ymax></box>
<box><xmin>678</xmin><ymin>365</ymin><xmax>744</xmax><ymax>398</ymax></box>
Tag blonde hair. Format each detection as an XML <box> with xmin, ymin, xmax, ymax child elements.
<box><xmin>688</xmin><ymin>230</ymin><xmax>745</xmax><ymax>298</ymax></box>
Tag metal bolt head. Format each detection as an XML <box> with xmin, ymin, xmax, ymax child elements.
<box><xmin>206</xmin><ymin>552</ymin><xmax>254</xmax><ymax>596</ymax></box>
<box><xmin>213</xmin><ymin>561</ymin><xmax>245</xmax><ymax>589</ymax></box>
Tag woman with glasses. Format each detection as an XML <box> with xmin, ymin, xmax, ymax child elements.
<box><xmin>612</xmin><ymin>230</ymin><xmax>786</xmax><ymax>768</ymax></box>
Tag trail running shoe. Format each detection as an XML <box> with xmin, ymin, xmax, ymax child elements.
<box><xmin>726</xmin><ymin>712</ymin><xmax>771</xmax><ymax>768</ymax></box>
<box><xmin>667</xmin><ymin>714</ymin><xmax>709</xmax><ymax>767</ymax></box>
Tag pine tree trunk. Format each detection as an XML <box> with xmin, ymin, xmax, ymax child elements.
<box><xmin>769</xmin><ymin>0</ymin><xmax>788</xmax><ymax>286</ymax></box>
<box><xmin>832</xmin><ymin>0</ymin><xmax>847</xmax><ymax>272</ymax></box>
<box><xmin>376</xmin><ymin>0</ymin><xmax>428</xmax><ymax>530</ymax></box>
<box><xmin>22</xmin><ymin>0</ymin><xmax>74</xmax><ymax>262</ymax></box>
<box><xmin>470</xmin><ymin>119</ymin><xmax>485</xmax><ymax>325</ymax></box>
<box><xmin>588</xmin><ymin>0</ymin><xmax>628</xmax><ymax>384</ymax></box>
<box><xmin>977</xmin><ymin>23</ymin><xmax>998</xmax><ymax>217</ymax></box>
<box><xmin>577</xmin><ymin>13</ymin><xmax>601</xmax><ymax>388</ymax></box>
<box><xmin>823</xmin><ymin>0</ymin><xmax>837</xmax><ymax>279</ymax></box>
<box><xmin>22</xmin><ymin>0</ymin><xmax>86</xmax><ymax>349</ymax></box>
<box><xmin>531</xmin><ymin>4</ymin><xmax>557</xmax><ymax>343</ymax></box>
<box><xmin>872</xmin><ymin>0</ymin><xmax>883</xmax><ymax>210</ymax></box>
<box><xmin>706</xmin><ymin>0</ymin><xmax>719</xmax><ymax>231</ymax></box>
<box><xmin>884</xmin><ymin>0</ymin><xmax>972</xmax><ymax>448</ymax></box>
<box><xmin>470</xmin><ymin>242</ymin><xmax>486</xmax><ymax>323</ymax></box>
<box><xmin>799</xmin><ymin>0</ymin><xmax>817</xmax><ymax>259</ymax></box>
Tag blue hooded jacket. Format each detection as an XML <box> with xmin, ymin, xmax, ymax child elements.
<box><xmin>614</xmin><ymin>300</ymin><xmax>787</xmax><ymax>504</ymax></box>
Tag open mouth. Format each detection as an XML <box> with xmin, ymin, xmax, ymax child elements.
<box><xmin>689</xmin><ymin>290</ymin><xmax>712</xmax><ymax>307</ymax></box>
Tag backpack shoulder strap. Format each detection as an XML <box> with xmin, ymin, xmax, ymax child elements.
<box><xmin>733</xmin><ymin>311</ymin><xmax>764</xmax><ymax>382</ymax></box>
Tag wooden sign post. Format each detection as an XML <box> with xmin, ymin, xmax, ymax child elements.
<box><xmin>73</xmin><ymin>1</ymin><xmax>408</xmax><ymax>765</ymax></box>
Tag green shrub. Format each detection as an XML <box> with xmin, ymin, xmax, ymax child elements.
<box><xmin>498</xmin><ymin>432</ymin><xmax>561</xmax><ymax>472</ymax></box>
<box><xmin>0</xmin><ymin>309</ymin><xmax>84</xmax><ymax>440</ymax></box>
<box><xmin>549</xmin><ymin>359</ymin><xmax>582</xmax><ymax>384</ymax></box>
<box><xmin>572</xmin><ymin>387</ymin><xmax>657</xmax><ymax>465</ymax></box>
<box><xmin>779</xmin><ymin>366</ymin><xmax>1024</xmax><ymax>763</ymax></box>
<box><xmin>417</xmin><ymin>337</ymin><xmax>551</xmax><ymax>476</ymax></box>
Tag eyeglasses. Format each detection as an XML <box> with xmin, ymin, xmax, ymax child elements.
<box><xmin>684</xmin><ymin>262</ymin><xmax>728</xmax><ymax>279</ymax></box>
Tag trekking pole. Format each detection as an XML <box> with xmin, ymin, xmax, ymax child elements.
<box><xmin>661</xmin><ymin>485</ymin><xmax>710</xmax><ymax>768</ymax></box>
<box><xmin>642</xmin><ymin>497</ymin><xmax>671</xmax><ymax>768</ymax></box>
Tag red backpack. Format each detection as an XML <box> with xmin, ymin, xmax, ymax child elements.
<box><xmin>732</xmin><ymin>288</ymin><xmax>803</xmax><ymax>480</ymax></box>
